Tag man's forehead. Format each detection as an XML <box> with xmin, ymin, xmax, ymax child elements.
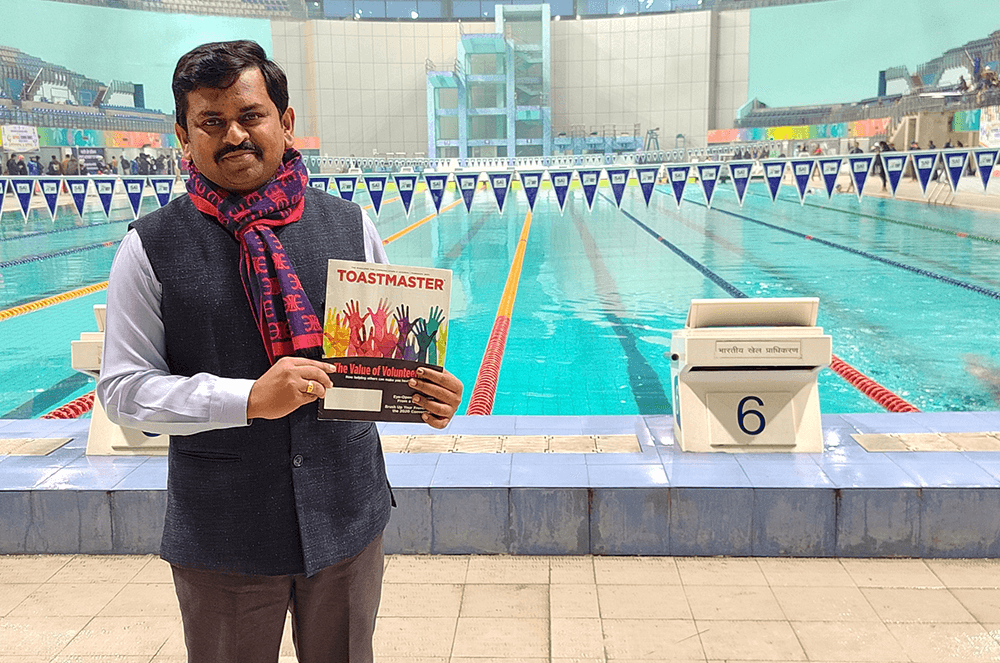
<box><xmin>187</xmin><ymin>68</ymin><xmax>272</xmax><ymax>111</ymax></box>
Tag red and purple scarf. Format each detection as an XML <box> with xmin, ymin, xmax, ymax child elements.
<box><xmin>186</xmin><ymin>148</ymin><xmax>323</xmax><ymax>363</ymax></box>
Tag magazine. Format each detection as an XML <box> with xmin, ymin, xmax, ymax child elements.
<box><xmin>319</xmin><ymin>259</ymin><xmax>452</xmax><ymax>422</ymax></box>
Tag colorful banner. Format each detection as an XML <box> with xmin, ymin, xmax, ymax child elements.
<box><xmin>39</xmin><ymin>178</ymin><xmax>61</xmax><ymax>219</ymax></box>
<box><xmin>455</xmin><ymin>173</ymin><xmax>479</xmax><ymax>212</ymax></box>
<box><xmin>942</xmin><ymin>150</ymin><xmax>968</xmax><ymax>191</ymax></box>
<box><xmin>789</xmin><ymin>158</ymin><xmax>814</xmax><ymax>204</ymax></box>
<box><xmin>424</xmin><ymin>173</ymin><xmax>450</xmax><ymax>212</ymax></box>
<box><xmin>761</xmin><ymin>159</ymin><xmax>786</xmax><ymax>202</ymax></box>
<box><xmin>635</xmin><ymin>167</ymin><xmax>659</xmax><ymax>207</ymax></box>
<box><xmin>150</xmin><ymin>177</ymin><xmax>175</xmax><ymax>208</ymax></box>
<box><xmin>68</xmin><ymin>179</ymin><xmax>89</xmax><ymax>217</ymax></box>
<box><xmin>666</xmin><ymin>165</ymin><xmax>690</xmax><ymax>207</ymax></box>
<box><xmin>362</xmin><ymin>175</ymin><xmax>388</xmax><ymax>215</ymax></box>
<box><xmin>606</xmin><ymin>168</ymin><xmax>631</xmax><ymax>209</ymax></box>
<box><xmin>308</xmin><ymin>176</ymin><xmax>330</xmax><ymax>193</ymax></box>
<box><xmin>980</xmin><ymin>106</ymin><xmax>1000</xmax><ymax>148</ymax></box>
<box><xmin>974</xmin><ymin>149</ymin><xmax>998</xmax><ymax>190</ymax></box>
<box><xmin>122</xmin><ymin>177</ymin><xmax>146</xmax><ymax>219</ymax></box>
<box><xmin>882</xmin><ymin>153</ymin><xmax>907</xmax><ymax>197</ymax></box>
<box><xmin>488</xmin><ymin>172</ymin><xmax>510</xmax><ymax>214</ymax></box>
<box><xmin>9</xmin><ymin>179</ymin><xmax>33</xmax><ymax>218</ymax></box>
<box><xmin>1</xmin><ymin>125</ymin><xmax>40</xmax><ymax>152</ymax></box>
<box><xmin>911</xmin><ymin>150</ymin><xmax>938</xmax><ymax>196</ymax></box>
<box><xmin>578</xmin><ymin>169</ymin><xmax>601</xmax><ymax>211</ymax></box>
<box><xmin>517</xmin><ymin>171</ymin><xmax>544</xmax><ymax>211</ymax></box>
<box><xmin>549</xmin><ymin>170</ymin><xmax>573</xmax><ymax>214</ymax></box>
<box><xmin>952</xmin><ymin>109</ymin><xmax>981</xmax><ymax>133</ymax></box>
<box><xmin>847</xmin><ymin>155</ymin><xmax>873</xmax><ymax>201</ymax></box>
<box><xmin>695</xmin><ymin>163</ymin><xmax>720</xmax><ymax>207</ymax></box>
<box><xmin>333</xmin><ymin>175</ymin><xmax>357</xmax><ymax>202</ymax></box>
<box><xmin>707</xmin><ymin>117</ymin><xmax>890</xmax><ymax>144</ymax></box>
<box><xmin>727</xmin><ymin>161</ymin><xmax>753</xmax><ymax>207</ymax></box>
<box><xmin>394</xmin><ymin>173</ymin><xmax>419</xmax><ymax>216</ymax></box>
<box><xmin>817</xmin><ymin>157</ymin><xmax>842</xmax><ymax>199</ymax></box>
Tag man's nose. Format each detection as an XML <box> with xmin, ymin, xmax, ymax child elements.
<box><xmin>224</xmin><ymin>120</ymin><xmax>250</xmax><ymax>145</ymax></box>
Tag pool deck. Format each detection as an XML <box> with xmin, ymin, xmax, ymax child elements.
<box><xmin>3</xmin><ymin>411</ymin><xmax>1000</xmax><ymax>558</ymax></box>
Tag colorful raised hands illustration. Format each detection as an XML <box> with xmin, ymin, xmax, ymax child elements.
<box><xmin>344</xmin><ymin>300</ymin><xmax>369</xmax><ymax>356</ymax></box>
<box><xmin>368</xmin><ymin>299</ymin><xmax>391</xmax><ymax>344</ymax></box>
<box><xmin>323</xmin><ymin>307</ymin><xmax>351</xmax><ymax>358</ymax></box>
<box><xmin>393</xmin><ymin>304</ymin><xmax>415</xmax><ymax>360</ymax></box>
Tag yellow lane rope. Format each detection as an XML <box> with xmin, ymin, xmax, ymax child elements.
<box><xmin>0</xmin><ymin>282</ymin><xmax>108</xmax><ymax>321</ymax></box>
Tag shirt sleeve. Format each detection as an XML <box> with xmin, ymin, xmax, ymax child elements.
<box><xmin>96</xmin><ymin>229</ymin><xmax>256</xmax><ymax>436</ymax></box>
<box><xmin>362</xmin><ymin>208</ymin><xmax>390</xmax><ymax>265</ymax></box>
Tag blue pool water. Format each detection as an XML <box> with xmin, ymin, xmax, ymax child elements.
<box><xmin>2</xmin><ymin>178</ymin><xmax>999</xmax><ymax>418</ymax></box>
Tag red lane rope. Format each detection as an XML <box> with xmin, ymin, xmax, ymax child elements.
<box><xmin>467</xmin><ymin>316</ymin><xmax>511</xmax><ymax>415</ymax></box>
<box><xmin>829</xmin><ymin>355</ymin><xmax>919</xmax><ymax>413</ymax></box>
<box><xmin>41</xmin><ymin>391</ymin><xmax>96</xmax><ymax>419</ymax></box>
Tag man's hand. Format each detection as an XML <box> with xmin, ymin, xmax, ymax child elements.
<box><xmin>247</xmin><ymin>356</ymin><xmax>334</xmax><ymax>420</ymax></box>
<box><xmin>409</xmin><ymin>367</ymin><xmax>463</xmax><ymax>429</ymax></box>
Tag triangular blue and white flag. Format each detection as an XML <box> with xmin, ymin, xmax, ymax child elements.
<box><xmin>605</xmin><ymin>168</ymin><xmax>630</xmax><ymax>209</ymax></box>
<box><xmin>517</xmin><ymin>171</ymin><xmax>544</xmax><ymax>211</ymax></box>
<box><xmin>93</xmin><ymin>178</ymin><xmax>117</xmax><ymax>218</ymax></box>
<box><xmin>333</xmin><ymin>175</ymin><xmax>357</xmax><ymax>201</ymax></box>
<box><xmin>308</xmin><ymin>176</ymin><xmax>330</xmax><ymax>193</ymax></box>
<box><xmin>549</xmin><ymin>170</ymin><xmax>574</xmax><ymax>214</ymax></box>
<box><xmin>455</xmin><ymin>173</ymin><xmax>480</xmax><ymax>212</ymax></box>
<box><xmin>635</xmin><ymin>167</ymin><xmax>659</xmax><ymax>207</ymax></box>
<box><xmin>39</xmin><ymin>179</ymin><xmax>61</xmax><ymax>219</ymax></box>
<box><xmin>695</xmin><ymin>163</ymin><xmax>720</xmax><ymax>207</ymax></box>
<box><xmin>68</xmin><ymin>179</ymin><xmax>88</xmax><ymax>218</ymax></box>
<box><xmin>578</xmin><ymin>169</ymin><xmax>601</xmax><ymax>210</ymax></box>
<box><xmin>911</xmin><ymin>150</ymin><xmax>938</xmax><ymax>196</ymax></box>
<box><xmin>488</xmin><ymin>172</ymin><xmax>510</xmax><ymax>214</ymax></box>
<box><xmin>846</xmin><ymin>155</ymin><xmax>874</xmax><ymax>201</ymax></box>
<box><xmin>817</xmin><ymin>157</ymin><xmax>842</xmax><ymax>199</ymax></box>
<box><xmin>424</xmin><ymin>173</ymin><xmax>450</xmax><ymax>213</ymax></box>
<box><xmin>727</xmin><ymin>161</ymin><xmax>754</xmax><ymax>207</ymax></box>
<box><xmin>0</xmin><ymin>178</ymin><xmax>6</xmax><ymax>203</ymax></box>
<box><xmin>760</xmin><ymin>159</ymin><xmax>786</xmax><ymax>202</ymax></box>
<box><xmin>10</xmin><ymin>179</ymin><xmax>33</xmax><ymax>218</ymax></box>
<box><xmin>394</xmin><ymin>173</ymin><xmax>419</xmax><ymax>216</ymax></box>
<box><xmin>666</xmin><ymin>165</ymin><xmax>690</xmax><ymax>207</ymax></box>
<box><xmin>882</xmin><ymin>153</ymin><xmax>906</xmax><ymax>197</ymax></box>
<box><xmin>942</xmin><ymin>150</ymin><xmax>968</xmax><ymax>191</ymax></box>
<box><xmin>122</xmin><ymin>178</ymin><xmax>146</xmax><ymax>219</ymax></box>
<box><xmin>789</xmin><ymin>158</ymin><xmax>814</xmax><ymax>204</ymax></box>
<box><xmin>149</xmin><ymin>177</ymin><xmax>174</xmax><ymax>208</ymax></box>
<box><xmin>363</xmin><ymin>175</ymin><xmax>388</xmax><ymax>215</ymax></box>
<box><xmin>973</xmin><ymin>148</ymin><xmax>998</xmax><ymax>191</ymax></box>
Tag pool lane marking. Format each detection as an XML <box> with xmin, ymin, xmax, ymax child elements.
<box><xmin>0</xmin><ymin>239</ymin><xmax>121</xmax><ymax>269</ymax></box>
<box><xmin>0</xmin><ymin>281</ymin><xmax>108</xmax><ymax>321</ymax></box>
<box><xmin>381</xmin><ymin>198</ymin><xmax>463</xmax><ymax>245</ymax></box>
<box><xmin>2</xmin><ymin>217</ymin><xmax>132</xmax><ymax>242</ymax></box>
<box><xmin>612</xmin><ymin>193</ymin><xmax>919</xmax><ymax>412</ymax></box>
<box><xmin>569</xmin><ymin>201</ymin><xmax>670</xmax><ymax>413</ymax></box>
<box><xmin>677</xmin><ymin>194</ymin><xmax>1000</xmax><ymax>301</ymax></box>
<box><xmin>467</xmin><ymin>209</ymin><xmax>534</xmax><ymax>415</ymax></box>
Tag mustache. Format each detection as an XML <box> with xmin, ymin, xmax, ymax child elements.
<box><xmin>215</xmin><ymin>141</ymin><xmax>263</xmax><ymax>163</ymax></box>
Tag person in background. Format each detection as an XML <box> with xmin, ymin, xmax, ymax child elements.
<box><xmin>47</xmin><ymin>155</ymin><xmax>61</xmax><ymax>175</ymax></box>
<box><xmin>120</xmin><ymin>156</ymin><xmax>130</xmax><ymax>174</ymax></box>
<box><xmin>110</xmin><ymin>156</ymin><xmax>118</xmax><ymax>174</ymax></box>
<box><xmin>97</xmin><ymin>40</ymin><xmax>463</xmax><ymax>663</ymax></box>
<box><xmin>27</xmin><ymin>155</ymin><xmax>42</xmax><ymax>176</ymax></box>
<box><xmin>12</xmin><ymin>155</ymin><xmax>28</xmax><ymax>175</ymax></box>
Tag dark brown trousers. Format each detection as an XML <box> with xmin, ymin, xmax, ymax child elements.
<box><xmin>171</xmin><ymin>533</ymin><xmax>384</xmax><ymax>663</ymax></box>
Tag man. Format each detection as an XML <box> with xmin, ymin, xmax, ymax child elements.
<box><xmin>27</xmin><ymin>155</ymin><xmax>42</xmax><ymax>176</ymax></box>
<box><xmin>47</xmin><ymin>155</ymin><xmax>61</xmax><ymax>175</ymax></box>
<box><xmin>97</xmin><ymin>40</ymin><xmax>462</xmax><ymax>663</ymax></box>
<box><xmin>13</xmin><ymin>154</ymin><xmax>28</xmax><ymax>175</ymax></box>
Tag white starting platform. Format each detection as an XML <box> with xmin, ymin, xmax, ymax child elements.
<box><xmin>670</xmin><ymin>298</ymin><xmax>832</xmax><ymax>453</ymax></box>
<box><xmin>70</xmin><ymin>305</ymin><xmax>169</xmax><ymax>456</ymax></box>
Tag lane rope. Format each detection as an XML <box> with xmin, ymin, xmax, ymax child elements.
<box><xmin>42</xmin><ymin>391</ymin><xmax>95</xmax><ymax>419</ymax></box>
<box><xmin>0</xmin><ymin>281</ymin><xmax>109</xmax><ymax>321</ymax></box>
<box><xmin>382</xmin><ymin>198</ymin><xmax>463</xmax><ymax>245</ymax></box>
<box><xmin>0</xmin><ymin>239</ymin><xmax>120</xmax><ymax>269</ymax></box>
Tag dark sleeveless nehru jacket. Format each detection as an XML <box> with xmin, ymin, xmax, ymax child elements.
<box><xmin>133</xmin><ymin>187</ymin><xmax>392</xmax><ymax>577</ymax></box>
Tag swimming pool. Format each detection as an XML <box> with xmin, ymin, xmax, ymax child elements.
<box><xmin>2</xmin><ymin>176</ymin><xmax>998</xmax><ymax>418</ymax></box>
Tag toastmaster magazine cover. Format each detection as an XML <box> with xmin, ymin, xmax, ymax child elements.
<box><xmin>319</xmin><ymin>259</ymin><xmax>452</xmax><ymax>422</ymax></box>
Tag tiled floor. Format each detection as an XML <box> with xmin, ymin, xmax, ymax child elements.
<box><xmin>4</xmin><ymin>553</ymin><xmax>1000</xmax><ymax>662</ymax></box>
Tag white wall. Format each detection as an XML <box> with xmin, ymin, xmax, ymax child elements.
<box><xmin>272</xmin><ymin>10</ymin><xmax>749</xmax><ymax>156</ymax></box>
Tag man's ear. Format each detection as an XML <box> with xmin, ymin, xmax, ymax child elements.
<box><xmin>282</xmin><ymin>107</ymin><xmax>296</xmax><ymax>150</ymax></box>
<box><xmin>175</xmin><ymin>122</ymin><xmax>192</xmax><ymax>160</ymax></box>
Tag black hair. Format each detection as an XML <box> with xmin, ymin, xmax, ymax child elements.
<box><xmin>172</xmin><ymin>40</ymin><xmax>288</xmax><ymax>130</ymax></box>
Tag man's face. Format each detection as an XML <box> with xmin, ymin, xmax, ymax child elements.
<box><xmin>176</xmin><ymin>67</ymin><xmax>294</xmax><ymax>195</ymax></box>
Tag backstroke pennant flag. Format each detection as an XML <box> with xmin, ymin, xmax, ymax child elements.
<box><xmin>308</xmin><ymin>176</ymin><xmax>330</xmax><ymax>193</ymax></box>
<box><xmin>882</xmin><ymin>153</ymin><xmax>907</xmax><ymax>197</ymax></box>
<box><xmin>68</xmin><ymin>179</ymin><xmax>88</xmax><ymax>217</ymax></box>
<box><xmin>549</xmin><ymin>170</ymin><xmax>574</xmax><ymax>214</ymax></box>
<box><xmin>10</xmin><ymin>179</ymin><xmax>33</xmax><ymax>218</ymax></box>
<box><xmin>942</xmin><ymin>150</ymin><xmax>969</xmax><ymax>191</ymax></box>
<box><xmin>973</xmin><ymin>148</ymin><xmax>998</xmax><ymax>190</ymax></box>
<box><xmin>393</xmin><ymin>173</ymin><xmax>419</xmax><ymax>216</ymax></box>
<box><xmin>39</xmin><ymin>178</ymin><xmax>61</xmax><ymax>219</ymax></box>
<box><xmin>817</xmin><ymin>157</ymin><xmax>842</xmax><ymax>199</ymax></box>
<box><xmin>455</xmin><ymin>173</ymin><xmax>480</xmax><ymax>212</ymax></box>
<box><xmin>846</xmin><ymin>155</ymin><xmax>874</xmax><ymax>201</ymax></box>
<box><xmin>0</xmin><ymin>179</ymin><xmax>6</xmax><ymax>208</ymax></box>
<box><xmin>149</xmin><ymin>177</ymin><xmax>175</xmax><ymax>208</ymax></box>
<box><xmin>488</xmin><ymin>172</ymin><xmax>510</xmax><ymax>214</ymax></box>
<box><xmin>423</xmin><ymin>172</ymin><xmax>450</xmax><ymax>212</ymax></box>
<box><xmin>695</xmin><ymin>163</ymin><xmax>720</xmax><ymax>207</ymax></box>
<box><xmin>517</xmin><ymin>170</ymin><xmax>544</xmax><ymax>211</ymax></box>
<box><xmin>911</xmin><ymin>150</ymin><xmax>938</xmax><ymax>196</ymax></box>
<box><xmin>606</xmin><ymin>168</ymin><xmax>631</xmax><ymax>208</ymax></box>
<box><xmin>578</xmin><ymin>169</ymin><xmax>601</xmax><ymax>210</ymax></box>
<box><xmin>789</xmin><ymin>158</ymin><xmax>815</xmax><ymax>204</ymax></box>
<box><xmin>362</xmin><ymin>175</ymin><xmax>388</xmax><ymax>215</ymax></box>
<box><xmin>333</xmin><ymin>175</ymin><xmax>358</xmax><ymax>202</ymax></box>
<box><xmin>760</xmin><ymin>159</ymin><xmax>786</xmax><ymax>202</ymax></box>
<box><xmin>635</xmin><ymin>167</ymin><xmax>659</xmax><ymax>207</ymax></box>
<box><xmin>666</xmin><ymin>164</ymin><xmax>690</xmax><ymax>207</ymax></box>
<box><xmin>122</xmin><ymin>177</ymin><xmax>146</xmax><ymax>219</ymax></box>
<box><xmin>727</xmin><ymin>160</ymin><xmax>754</xmax><ymax>207</ymax></box>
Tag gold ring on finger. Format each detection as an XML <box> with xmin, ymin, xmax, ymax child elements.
<box><xmin>306</xmin><ymin>380</ymin><xmax>315</xmax><ymax>394</ymax></box>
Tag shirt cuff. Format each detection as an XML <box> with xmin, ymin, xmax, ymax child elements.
<box><xmin>212</xmin><ymin>378</ymin><xmax>257</xmax><ymax>426</ymax></box>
